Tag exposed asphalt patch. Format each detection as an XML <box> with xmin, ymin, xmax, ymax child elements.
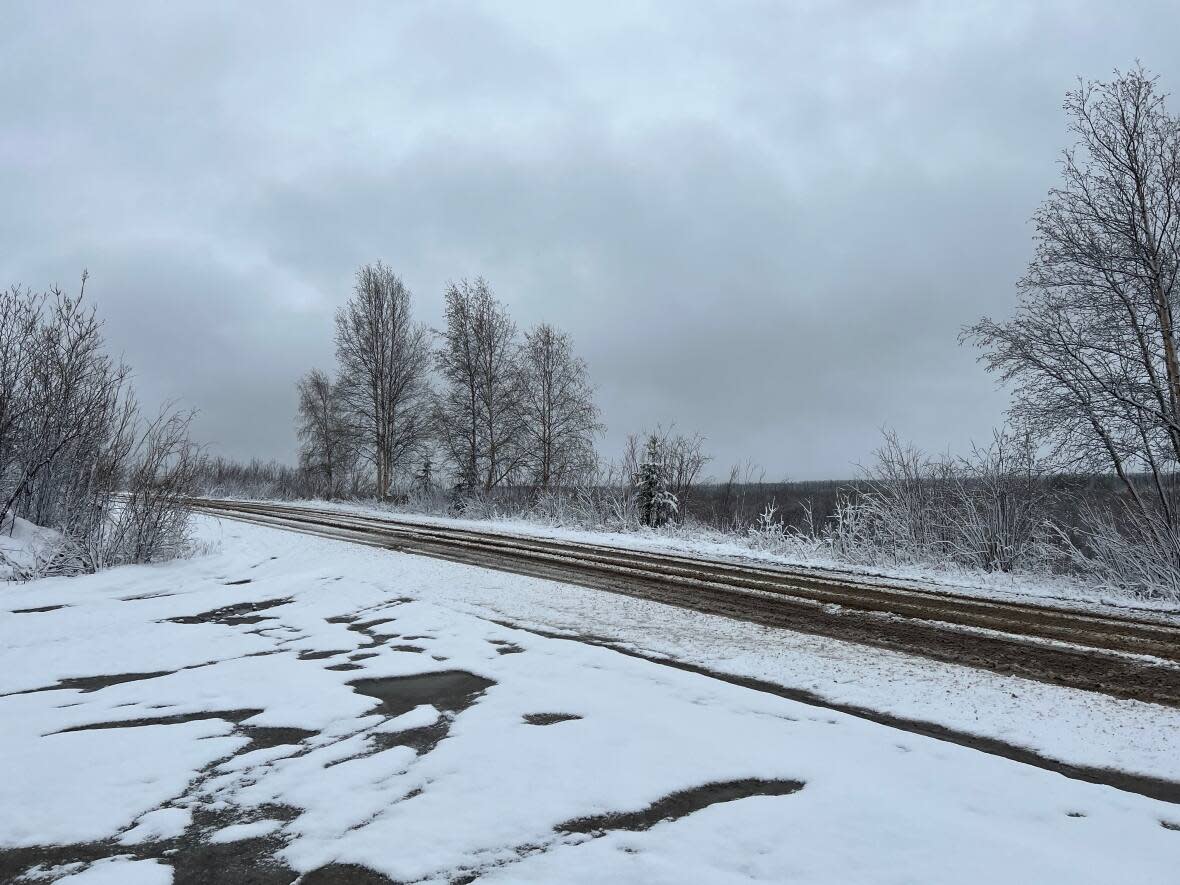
<box><xmin>558</xmin><ymin>778</ymin><xmax>805</xmax><ymax>834</ymax></box>
<box><xmin>301</xmin><ymin>862</ymin><xmax>399</xmax><ymax>884</ymax></box>
<box><xmin>390</xmin><ymin>644</ymin><xmax>425</xmax><ymax>653</ymax></box>
<box><xmin>168</xmin><ymin>598</ymin><xmax>292</xmax><ymax>626</ymax></box>
<box><xmin>297</xmin><ymin>649</ymin><xmax>350</xmax><ymax>661</ymax></box>
<box><xmin>1163</xmin><ymin>819</ymin><xmax>1180</xmax><ymax>831</ymax></box>
<box><xmin>240</xmin><ymin>725</ymin><xmax>318</xmax><ymax>751</ymax></box>
<box><xmin>349</xmin><ymin>617</ymin><xmax>396</xmax><ymax>632</ymax></box>
<box><xmin>224</xmin><ymin>579</ymin><xmax>253</xmax><ymax>586</ymax></box>
<box><xmin>56</xmin><ymin>709</ymin><xmax>265</xmax><ymax>733</ymax></box>
<box><xmin>522</xmin><ymin>713</ymin><xmax>582</xmax><ymax>726</ymax></box>
<box><xmin>348</xmin><ymin>671</ymin><xmax>495</xmax><ymax>719</ymax></box>
<box><xmin>6</xmin><ymin>670</ymin><xmax>176</xmax><ymax>697</ymax></box>
<box><xmin>10</xmin><ymin>604</ymin><xmax>66</xmax><ymax>613</ymax></box>
<box><xmin>349</xmin><ymin>652</ymin><xmax>379</xmax><ymax>661</ymax></box>
<box><xmin>0</xmin><ymin>794</ymin><xmax>301</xmax><ymax>883</ymax></box>
<box><xmin>326</xmin><ymin>662</ymin><xmax>363</xmax><ymax>672</ymax></box>
<box><xmin>371</xmin><ymin>720</ymin><xmax>452</xmax><ymax>756</ymax></box>
<box><xmin>494</xmin><ymin>643</ymin><xmax>524</xmax><ymax>655</ymax></box>
<box><xmin>347</xmin><ymin>616</ymin><xmax>401</xmax><ymax>649</ymax></box>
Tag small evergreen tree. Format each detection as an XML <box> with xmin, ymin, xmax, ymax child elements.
<box><xmin>415</xmin><ymin>456</ymin><xmax>434</xmax><ymax>493</ymax></box>
<box><xmin>634</xmin><ymin>434</ymin><xmax>678</xmax><ymax>527</ymax></box>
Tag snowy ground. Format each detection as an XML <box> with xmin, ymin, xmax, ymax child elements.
<box><xmin>267</xmin><ymin>497</ymin><xmax>1180</xmax><ymax>618</ymax></box>
<box><xmin>1</xmin><ymin>516</ymin><xmax>1178</xmax><ymax>883</ymax></box>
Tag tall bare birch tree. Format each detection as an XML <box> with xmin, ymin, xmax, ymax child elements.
<box><xmin>434</xmin><ymin>279</ymin><xmax>525</xmax><ymax>491</ymax></box>
<box><xmin>295</xmin><ymin>369</ymin><xmax>353</xmax><ymax>497</ymax></box>
<box><xmin>966</xmin><ymin>67</ymin><xmax>1180</xmax><ymax>582</ymax></box>
<box><xmin>520</xmin><ymin>323</ymin><xmax>601</xmax><ymax>488</ymax></box>
<box><xmin>335</xmin><ymin>263</ymin><xmax>431</xmax><ymax>499</ymax></box>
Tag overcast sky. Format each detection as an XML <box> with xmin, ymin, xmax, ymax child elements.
<box><xmin>4</xmin><ymin>2</ymin><xmax>1180</xmax><ymax>480</ymax></box>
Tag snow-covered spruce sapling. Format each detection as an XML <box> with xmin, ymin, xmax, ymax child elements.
<box><xmin>634</xmin><ymin>434</ymin><xmax>678</xmax><ymax>528</ymax></box>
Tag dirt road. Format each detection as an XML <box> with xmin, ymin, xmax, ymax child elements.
<box><xmin>192</xmin><ymin>498</ymin><xmax>1180</xmax><ymax>709</ymax></box>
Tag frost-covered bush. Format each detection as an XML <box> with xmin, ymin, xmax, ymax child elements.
<box><xmin>0</xmin><ymin>281</ymin><xmax>198</xmax><ymax>579</ymax></box>
<box><xmin>1057</xmin><ymin>503</ymin><xmax>1180</xmax><ymax>600</ymax></box>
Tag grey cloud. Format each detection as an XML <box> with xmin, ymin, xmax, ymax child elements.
<box><xmin>4</xmin><ymin>1</ymin><xmax>1180</xmax><ymax>476</ymax></box>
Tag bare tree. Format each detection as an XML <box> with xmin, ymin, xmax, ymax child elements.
<box><xmin>434</xmin><ymin>278</ymin><xmax>525</xmax><ymax>491</ymax></box>
<box><xmin>520</xmin><ymin>323</ymin><xmax>601</xmax><ymax>488</ymax></box>
<box><xmin>965</xmin><ymin>66</ymin><xmax>1180</xmax><ymax>586</ymax></box>
<box><xmin>295</xmin><ymin>369</ymin><xmax>354</xmax><ymax>497</ymax></box>
<box><xmin>335</xmin><ymin>263</ymin><xmax>432</xmax><ymax>499</ymax></box>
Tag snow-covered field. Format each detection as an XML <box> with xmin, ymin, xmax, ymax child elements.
<box><xmin>2</xmin><ymin>515</ymin><xmax>1178</xmax><ymax>883</ymax></box>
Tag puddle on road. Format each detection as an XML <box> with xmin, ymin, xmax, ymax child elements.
<box><xmin>349</xmin><ymin>671</ymin><xmax>495</xmax><ymax>719</ymax></box>
<box><xmin>351</xmin><ymin>670</ymin><xmax>495</xmax><ymax>757</ymax></box>
<box><xmin>522</xmin><ymin>713</ymin><xmax>582</xmax><ymax>726</ymax></box>
<box><xmin>558</xmin><ymin>778</ymin><xmax>804</xmax><ymax>834</ymax></box>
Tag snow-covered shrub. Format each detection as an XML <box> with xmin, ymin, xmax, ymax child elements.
<box><xmin>942</xmin><ymin>430</ymin><xmax>1054</xmax><ymax>573</ymax></box>
<box><xmin>747</xmin><ymin>501</ymin><xmax>786</xmax><ymax>549</ymax></box>
<box><xmin>1057</xmin><ymin>503</ymin><xmax>1180</xmax><ymax>601</ymax></box>
<box><xmin>0</xmin><ymin>282</ymin><xmax>199</xmax><ymax>578</ymax></box>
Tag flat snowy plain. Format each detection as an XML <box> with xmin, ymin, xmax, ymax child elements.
<box><xmin>1</xmin><ymin>515</ymin><xmax>1178</xmax><ymax>883</ymax></box>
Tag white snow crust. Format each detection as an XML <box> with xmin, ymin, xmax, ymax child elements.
<box><xmin>1</xmin><ymin>514</ymin><xmax>1177</xmax><ymax>882</ymax></box>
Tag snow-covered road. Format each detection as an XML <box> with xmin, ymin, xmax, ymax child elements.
<box><xmin>2</xmin><ymin>516</ymin><xmax>1178</xmax><ymax>883</ymax></box>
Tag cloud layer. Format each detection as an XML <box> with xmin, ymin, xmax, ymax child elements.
<box><xmin>4</xmin><ymin>1</ymin><xmax>1179</xmax><ymax>478</ymax></box>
